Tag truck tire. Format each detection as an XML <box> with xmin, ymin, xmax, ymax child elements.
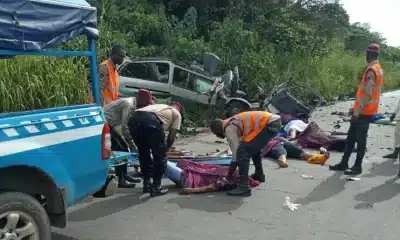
<box><xmin>0</xmin><ymin>192</ymin><xmax>51</xmax><ymax>240</ymax></box>
<box><xmin>225</xmin><ymin>101</ymin><xmax>249</xmax><ymax>118</ymax></box>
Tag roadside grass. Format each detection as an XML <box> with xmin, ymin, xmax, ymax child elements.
<box><xmin>1</xmin><ymin>49</ymin><xmax>399</xmax><ymax>126</ymax></box>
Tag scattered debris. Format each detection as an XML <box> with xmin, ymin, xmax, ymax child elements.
<box><xmin>212</xmin><ymin>149</ymin><xmax>229</xmax><ymax>156</ymax></box>
<box><xmin>331</xmin><ymin>111</ymin><xmax>347</xmax><ymax>116</ymax></box>
<box><xmin>330</xmin><ymin>131</ymin><xmax>347</xmax><ymax>136</ymax></box>
<box><xmin>333</xmin><ymin>122</ymin><xmax>341</xmax><ymax>129</ymax></box>
<box><xmin>186</xmin><ymin>127</ymin><xmax>210</xmax><ymax>134</ymax></box>
<box><xmin>347</xmin><ymin>177</ymin><xmax>361</xmax><ymax>181</ymax></box>
<box><xmin>284</xmin><ymin>197</ymin><xmax>300</xmax><ymax>211</ymax></box>
<box><xmin>301</xmin><ymin>174</ymin><xmax>314</xmax><ymax>180</ymax></box>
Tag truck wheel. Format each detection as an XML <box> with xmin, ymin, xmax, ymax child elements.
<box><xmin>226</xmin><ymin>101</ymin><xmax>248</xmax><ymax>118</ymax></box>
<box><xmin>0</xmin><ymin>192</ymin><xmax>51</xmax><ymax>240</ymax></box>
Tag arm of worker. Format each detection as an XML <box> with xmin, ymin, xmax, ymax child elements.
<box><xmin>98</xmin><ymin>64</ymin><xmax>108</xmax><ymax>107</ymax></box>
<box><xmin>225</xmin><ymin>124</ymin><xmax>241</xmax><ymax>181</ymax></box>
<box><xmin>166</xmin><ymin>111</ymin><xmax>182</xmax><ymax>149</ymax></box>
<box><xmin>354</xmin><ymin>70</ymin><xmax>374</xmax><ymax>116</ymax></box>
<box><xmin>120</xmin><ymin>103</ymin><xmax>134</xmax><ymax>149</ymax></box>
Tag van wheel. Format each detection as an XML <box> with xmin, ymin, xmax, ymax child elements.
<box><xmin>0</xmin><ymin>192</ymin><xmax>51</xmax><ymax>240</ymax></box>
<box><xmin>226</xmin><ymin>101</ymin><xmax>248</xmax><ymax>118</ymax></box>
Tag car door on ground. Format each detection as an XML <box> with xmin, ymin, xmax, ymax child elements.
<box><xmin>118</xmin><ymin>62</ymin><xmax>171</xmax><ymax>97</ymax></box>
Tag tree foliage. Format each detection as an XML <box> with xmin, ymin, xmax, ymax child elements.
<box><xmin>2</xmin><ymin>0</ymin><xmax>400</xmax><ymax>116</ymax></box>
<box><xmin>84</xmin><ymin>0</ymin><xmax>400</xmax><ymax>100</ymax></box>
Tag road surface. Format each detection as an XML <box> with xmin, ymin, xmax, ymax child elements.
<box><xmin>53</xmin><ymin>92</ymin><xmax>400</xmax><ymax>240</ymax></box>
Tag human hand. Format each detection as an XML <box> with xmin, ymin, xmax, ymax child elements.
<box><xmin>128</xmin><ymin>141</ymin><xmax>137</xmax><ymax>152</ymax></box>
<box><xmin>390</xmin><ymin>113</ymin><xmax>396</xmax><ymax>122</ymax></box>
<box><xmin>351</xmin><ymin>112</ymin><xmax>359</xmax><ymax>121</ymax></box>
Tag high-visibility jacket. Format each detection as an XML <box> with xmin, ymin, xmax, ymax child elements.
<box><xmin>89</xmin><ymin>59</ymin><xmax>119</xmax><ymax>106</ymax></box>
<box><xmin>222</xmin><ymin>111</ymin><xmax>272</xmax><ymax>142</ymax></box>
<box><xmin>353</xmin><ymin>61</ymin><xmax>383</xmax><ymax>116</ymax></box>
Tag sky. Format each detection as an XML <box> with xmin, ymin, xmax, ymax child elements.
<box><xmin>340</xmin><ymin>0</ymin><xmax>400</xmax><ymax>47</ymax></box>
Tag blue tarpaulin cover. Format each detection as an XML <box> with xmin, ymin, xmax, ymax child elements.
<box><xmin>0</xmin><ymin>0</ymin><xmax>98</xmax><ymax>50</ymax></box>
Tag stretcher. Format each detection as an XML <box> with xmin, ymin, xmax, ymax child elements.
<box><xmin>109</xmin><ymin>151</ymin><xmax>233</xmax><ymax>167</ymax></box>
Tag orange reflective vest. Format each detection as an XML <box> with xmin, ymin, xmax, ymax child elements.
<box><xmin>222</xmin><ymin>111</ymin><xmax>272</xmax><ymax>142</ymax></box>
<box><xmin>89</xmin><ymin>59</ymin><xmax>119</xmax><ymax>106</ymax></box>
<box><xmin>353</xmin><ymin>61</ymin><xmax>383</xmax><ymax>116</ymax></box>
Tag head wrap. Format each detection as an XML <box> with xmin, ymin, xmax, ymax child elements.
<box><xmin>136</xmin><ymin>89</ymin><xmax>154</xmax><ymax>108</ymax></box>
<box><xmin>366</xmin><ymin>43</ymin><xmax>380</xmax><ymax>53</ymax></box>
<box><xmin>171</xmin><ymin>101</ymin><xmax>184</xmax><ymax>114</ymax></box>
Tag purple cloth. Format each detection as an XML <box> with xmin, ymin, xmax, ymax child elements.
<box><xmin>177</xmin><ymin>159</ymin><xmax>260</xmax><ymax>189</ymax></box>
<box><xmin>296</xmin><ymin>121</ymin><xmax>347</xmax><ymax>151</ymax></box>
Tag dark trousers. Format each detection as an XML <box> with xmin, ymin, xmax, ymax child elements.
<box><xmin>128</xmin><ymin>111</ymin><xmax>167</xmax><ymax>186</ymax></box>
<box><xmin>341</xmin><ymin>115</ymin><xmax>371</xmax><ymax>167</ymax></box>
<box><xmin>110</xmin><ymin>127</ymin><xmax>129</xmax><ymax>179</ymax></box>
<box><xmin>236</xmin><ymin>119</ymin><xmax>282</xmax><ymax>186</ymax></box>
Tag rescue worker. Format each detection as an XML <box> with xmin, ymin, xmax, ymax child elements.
<box><xmin>98</xmin><ymin>44</ymin><xmax>126</xmax><ymax>106</ymax></box>
<box><xmin>104</xmin><ymin>89</ymin><xmax>155</xmax><ymax>188</ymax></box>
<box><xmin>92</xmin><ymin>44</ymin><xmax>135</xmax><ymax>187</ymax></box>
<box><xmin>209</xmin><ymin>111</ymin><xmax>282</xmax><ymax>197</ymax></box>
<box><xmin>329</xmin><ymin>43</ymin><xmax>383</xmax><ymax>175</ymax></box>
<box><xmin>128</xmin><ymin>102</ymin><xmax>184</xmax><ymax>197</ymax></box>
<box><xmin>383</xmin><ymin>97</ymin><xmax>400</xmax><ymax>162</ymax></box>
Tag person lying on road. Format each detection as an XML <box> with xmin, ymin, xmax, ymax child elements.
<box><xmin>263</xmin><ymin>136</ymin><xmax>330</xmax><ymax>168</ymax></box>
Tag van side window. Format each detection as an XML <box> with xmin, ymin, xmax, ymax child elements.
<box><xmin>173</xmin><ymin>67</ymin><xmax>191</xmax><ymax>90</ymax></box>
<box><xmin>119</xmin><ymin>62</ymin><xmax>170</xmax><ymax>83</ymax></box>
<box><xmin>193</xmin><ymin>75</ymin><xmax>213</xmax><ymax>93</ymax></box>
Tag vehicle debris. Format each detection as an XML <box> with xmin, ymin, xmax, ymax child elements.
<box><xmin>347</xmin><ymin>177</ymin><xmax>361</xmax><ymax>181</ymax></box>
<box><xmin>301</xmin><ymin>174</ymin><xmax>314</xmax><ymax>179</ymax></box>
<box><xmin>284</xmin><ymin>197</ymin><xmax>300</xmax><ymax>211</ymax></box>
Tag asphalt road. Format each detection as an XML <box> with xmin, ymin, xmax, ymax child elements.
<box><xmin>53</xmin><ymin>91</ymin><xmax>400</xmax><ymax>240</ymax></box>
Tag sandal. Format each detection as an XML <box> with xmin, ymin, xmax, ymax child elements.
<box><xmin>307</xmin><ymin>154</ymin><xmax>329</xmax><ymax>165</ymax></box>
<box><xmin>277</xmin><ymin>160</ymin><xmax>289</xmax><ymax>168</ymax></box>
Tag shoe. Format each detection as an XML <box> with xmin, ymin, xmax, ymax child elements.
<box><xmin>229</xmin><ymin>160</ymin><xmax>251</xmax><ymax>196</ymax></box>
<box><xmin>118</xmin><ymin>179</ymin><xmax>136</xmax><ymax>188</ymax></box>
<box><xmin>142</xmin><ymin>180</ymin><xmax>151</xmax><ymax>193</ymax></box>
<box><xmin>250</xmin><ymin>173</ymin><xmax>266</xmax><ymax>182</ymax></box>
<box><xmin>226</xmin><ymin>186</ymin><xmax>251</xmax><ymax>197</ymax></box>
<box><xmin>307</xmin><ymin>154</ymin><xmax>329</xmax><ymax>165</ymax></box>
<box><xmin>124</xmin><ymin>174</ymin><xmax>141</xmax><ymax>183</ymax></box>
<box><xmin>383</xmin><ymin>152</ymin><xmax>398</xmax><ymax>159</ymax></box>
<box><xmin>276</xmin><ymin>160</ymin><xmax>289</xmax><ymax>168</ymax></box>
<box><xmin>150</xmin><ymin>186</ymin><xmax>168</xmax><ymax>197</ymax></box>
<box><xmin>329</xmin><ymin>162</ymin><xmax>348</xmax><ymax>171</ymax></box>
<box><xmin>344</xmin><ymin>166</ymin><xmax>362</xmax><ymax>176</ymax></box>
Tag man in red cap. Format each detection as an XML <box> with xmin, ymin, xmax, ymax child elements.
<box><xmin>128</xmin><ymin>102</ymin><xmax>184</xmax><ymax>196</ymax></box>
<box><xmin>329</xmin><ymin>43</ymin><xmax>384</xmax><ymax>175</ymax></box>
<box><xmin>103</xmin><ymin>89</ymin><xmax>155</xmax><ymax>188</ymax></box>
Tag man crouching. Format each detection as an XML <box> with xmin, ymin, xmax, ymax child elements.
<box><xmin>209</xmin><ymin>111</ymin><xmax>281</xmax><ymax>197</ymax></box>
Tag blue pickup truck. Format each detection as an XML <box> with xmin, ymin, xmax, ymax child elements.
<box><xmin>0</xmin><ymin>1</ymin><xmax>119</xmax><ymax>239</ymax></box>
